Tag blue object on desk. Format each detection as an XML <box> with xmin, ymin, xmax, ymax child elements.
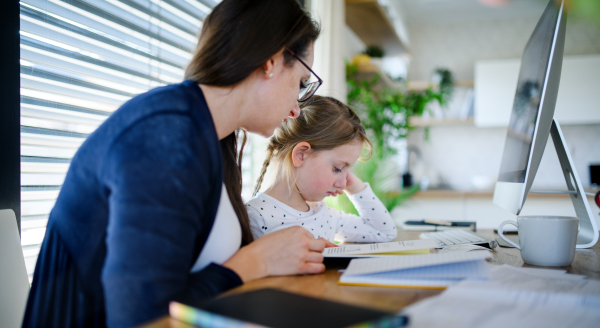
<box><xmin>171</xmin><ymin>288</ymin><xmax>409</xmax><ymax>328</ymax></box>
<box><xmin>405</xmin><ymin>220</ymin><xmax>476</xmax><ymax>229</ymax></box>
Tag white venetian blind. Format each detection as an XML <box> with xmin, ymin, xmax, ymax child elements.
<box><xmin>19</xmin><ymin>0</ymin><xmax>217</xmax><ymax>282</ymax></box>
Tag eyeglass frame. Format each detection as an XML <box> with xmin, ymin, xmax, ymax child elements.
<box><xmin>286</xmin><ymin>48</ymin><xmax>323</xmax><ymax>102</ymax></box>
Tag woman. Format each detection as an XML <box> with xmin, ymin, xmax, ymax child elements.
<box><xmin>23</xmin><ymin>1</ymin><xmax>325</xmax><ymax>327</ymax></box>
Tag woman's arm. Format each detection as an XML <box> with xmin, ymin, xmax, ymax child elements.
<box><xmin>223</xmin><ymin>226</ymin><xmax>326</xmax><ymax>282</ymax></box>
<box><xmin>101</xmin><ymin>114</ymin><xmax>237</xmax><ymax>327</ymax></box>
<box><xmin>101</xmin><ymin>114</ymin><xmax>325</xmax><ymax>327</ymax></box>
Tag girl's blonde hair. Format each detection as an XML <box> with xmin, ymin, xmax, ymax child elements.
<box><xmin>253</xmin><ymin>95</ymin><xmax>372</xmax><ymax>196</ymax></box>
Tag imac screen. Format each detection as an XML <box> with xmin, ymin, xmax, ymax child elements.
<box><xmin>497</xmin><ymin>2</ymin><xmax>559</xmax><ymax>183</ymax></box>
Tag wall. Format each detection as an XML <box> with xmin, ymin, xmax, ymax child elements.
<box><xmin>344</xmin><ymin>25</ymin><xmax>365</xmax><ymax>61</ymax></box>
<box><xmin>405</xmin><ymin>16</ymin><xmax>600</xmax><ymax>192</ymax></box>
<box><xmin>407</xmin><ymin>17</ymin><xmax>600</xmax><ymax>81</ymax></box>
<box><xmin>407</xmin><ymin>124</ymin><xmax>600</xmax><ymax>191</ymax></box>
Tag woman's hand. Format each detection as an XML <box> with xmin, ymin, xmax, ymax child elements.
<box><xmin>344</xmin><ymin>171</ymin><xmax>366</xmax><ymax>195</ymax></box>
<box><xmin>223</xmin><ymin>226</ymin><xmax>326</xmax><ymax>283</ymax></box>
<box><xmin>317</xmin><ymin>237</ymin><xmax>338</xmax><ymax>248</ymax></box>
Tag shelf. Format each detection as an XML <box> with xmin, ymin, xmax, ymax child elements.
<box><xmin>409</xmin><ymin>117</ymin><xmax>474</xmax><ymax>127</ymax></box>
<box><xmin>407</xmin><ymin>80</ymin><xmax>474</xmax><ymax>91</ymax></box>
<box><xmin>413</xmin><ymin>189</ymin><xmax>596</xmax><ymax>199</ymax></box>
<box><xmin>345</xmin><ymin>0</ymin><xmax>408</xmax><ymax>56</ymax></box>
<box><xmin>354</xmin><ymin>63</ymin><xmax>398</xmax><ymax>88</ymax></box>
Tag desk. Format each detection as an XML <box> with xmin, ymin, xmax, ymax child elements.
<box><xmin>144</xmin><ymin>229</ymin><xmax>600</xmax><ymax>328</ymax></box>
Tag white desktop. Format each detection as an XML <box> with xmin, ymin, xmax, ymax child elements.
<box><xmin>492</xmin><ymin>0</ymin><xmax>598</xmax><ymax>248</ymax></box>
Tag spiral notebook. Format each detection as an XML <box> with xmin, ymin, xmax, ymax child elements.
<box><xmin>339</xmin><ymin>252</ymin><xmax>491</xmax><ymax>289</ymax></box>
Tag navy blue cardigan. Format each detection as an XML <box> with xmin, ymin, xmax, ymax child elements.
<box><xmin>23</xmin><ymin>81</ymin><xmax>243</xmax><ymax>328</ymax></box>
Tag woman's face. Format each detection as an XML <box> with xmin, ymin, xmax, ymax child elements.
<box><xmin>248</xmin><ymin>44</ymin><xmax>314</xmax><ymax>138</ymax></box>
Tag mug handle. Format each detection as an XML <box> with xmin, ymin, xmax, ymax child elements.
<box><xmin>498</xmin><ymin>221</ymin><xmax>520</xmax><ymax>249</ymax></box>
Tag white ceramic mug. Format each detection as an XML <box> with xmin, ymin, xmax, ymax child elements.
<box><xmin>497</xmin><ymin>216</ymin><xmax>579</xmax><ymax>267</ymax></box>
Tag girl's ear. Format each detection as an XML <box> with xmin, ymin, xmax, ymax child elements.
<box><xmin>291</xmin><ymin>142</ymin><xmax>311</xmax><ymax>168</ymax></box>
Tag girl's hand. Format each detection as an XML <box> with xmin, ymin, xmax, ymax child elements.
<box><xmin>344</xmin><ymin>171</ymin><xmax>366</xmax><ymax>195</ymax></box>
<box><xmin>223</xmin><ymin>226</ymin><xmax>326</xmax><ymax>282</ymax></box>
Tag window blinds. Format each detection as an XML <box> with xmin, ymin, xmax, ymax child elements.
<box><xmin>19</xmin><ymin>0</ymin><xmax>217</xmax><ymax>282</ymax></box>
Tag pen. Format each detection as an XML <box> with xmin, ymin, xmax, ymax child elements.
<box><xmin>423</xmin><ymin>219</ymin><xmax>452</xmax><ymax>226</ymax></box>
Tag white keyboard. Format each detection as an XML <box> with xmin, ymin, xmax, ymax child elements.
<box><xmin>420</xmin><ymin>229</ymin><xmax>498</xmax><ymax>249</ymax></box>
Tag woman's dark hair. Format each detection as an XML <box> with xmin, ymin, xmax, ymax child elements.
<box><xmin>185</xmin><ymin>0</ymin><xmax>320</xmax><ymax>245</ymax></box>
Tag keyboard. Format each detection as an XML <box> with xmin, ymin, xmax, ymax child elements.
<box><xmin>420</xmin><ymin>229</ymin><xmax>498</xmax><ymax>249</ymax></box>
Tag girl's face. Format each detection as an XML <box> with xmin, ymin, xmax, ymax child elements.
<box><xmin>248</xmin><ymin>45</ymin><xmax>314</xmax><ymax>138</ymax></box>
<box><xmin>295</xmin><ymin>141</ymin><xmax>363</xmax><ymax>202</ymax></box>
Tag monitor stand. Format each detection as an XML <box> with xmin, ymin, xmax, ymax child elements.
<box><xmin>527</xmin><ymin>119</ymin><xmax>599</xmax><ymax>248</ymax></box>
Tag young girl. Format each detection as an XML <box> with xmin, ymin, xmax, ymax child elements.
<box><xmin>246</xmin><ymin>96</ymin><xmax>397</xmax><ymax>243</ymax></box>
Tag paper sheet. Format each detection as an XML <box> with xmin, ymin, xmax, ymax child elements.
<box><xmin>322</xmin><ymin>239</ymin><xmax>437</xmax><ymax>257</ymax></box>
<box><xmin>402</xmin><ymin>264</ymin><xmax>600</xmax><ymax>328</ymax></box>
<box><xmin>342</xmin><ymin>252</ymin><xmax>491</xmax><ymax>276</ymax></box>
<box><xmin>339</xmin><ymin>260</ymin><xmax>489</xmax><ymax>288</ymax></box>
<box><xmin>484</xmin><ymin>264</ymin><xmax>595</xmax><ymax>294</ymax></box>
<box><xmin>325</xmin><ymin>249</ymin><xmax>431</xmax><ymax>258</ymax></box>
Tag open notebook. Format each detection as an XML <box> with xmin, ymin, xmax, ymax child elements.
<box><xmin>323</xmin><ymin>240</ymin><xmax>437</xmax><ymax>258</ymax></box>
<box><xmin>339</xmin><ymin>252</ymin><xmax>491</xmax><ymax>289</ymax></box>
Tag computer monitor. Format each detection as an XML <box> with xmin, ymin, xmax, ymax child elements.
<box><xmin>493</xmin><ymin>0</ymin><xmax>565</xmax><ymax>215</ymax></box>
<box><xmin>493</xmin><ymin>0</ymin><xmax>598</xmax><ymax>249</ymax></box>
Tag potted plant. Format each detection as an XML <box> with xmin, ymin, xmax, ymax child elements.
<box><xmin>324</xmin><ymin>63</ymin><xmax>451</xmax><ymax>215</ymax></box>
<box><xmin>363</xmin><ymin>45</ymin><xmax>384</xmax><ymax>70</ymax></box>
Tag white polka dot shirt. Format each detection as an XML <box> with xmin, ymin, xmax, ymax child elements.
<box><xmin>246</xmin><ymin>183</ymin><xmax>397</xmax><ymax>243</ymax></box>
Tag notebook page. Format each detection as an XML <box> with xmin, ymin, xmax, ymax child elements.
<box><xmin>323</xmin><ymin>239</ymin><xmax>437</xmax><ymax>257</ymax></box>
<box><xmin>364</xmin><ymin>260</ymin><xmax>490</xmax><ymax>279</ymax></box>
<box><xmin>343</xmin><ymin>252</ymin><xmax>491</xmax><ymax>276</ymax></box>
<box><xmin>339</xmin><ymin>260</ymin><xmax>489</xmax><ymax>287</ymax></box>
<box><xmin>339</xmin><ymin>275</ymin><xmax>460</xmax><ymax>288</ymax></box>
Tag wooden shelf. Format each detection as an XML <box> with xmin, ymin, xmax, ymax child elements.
<box><xmin>345</xmin><ymin>0</ymin><xmax>408</xmax><ymax>56</ymax></box>
<box><xmin>354</xmin><ymin>63</ymin><xmax>398</xmax><ymax>88</ymax></box>
<box><xmin>407</xmin><ymin>80</ymin><xmax>474</xmax><ymax>91</ymax></box>
<box><xmin>413</xmin><ymin>189</ymin><xmax>597</xmax><ymax>199</ymax></box>
<box><xmin>409</xmin><ymin>117</ymin><xmax>474</xmax><ymax>127</ymax></box>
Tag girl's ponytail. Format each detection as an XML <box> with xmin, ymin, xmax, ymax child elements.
<box><xmin>253</xmin><ymin>146</ymin><xmax>274</xmax><ymax>197</ymax></box>
<box><xmin>252</xmin><ymin>96</ymin><xmax>372</xmax><ymax>197</ymax></box>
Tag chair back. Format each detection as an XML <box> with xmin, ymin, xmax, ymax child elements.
<box><xmin>0</xmin><ymin>209</ymin><xmax>30</xmax><ymax>328</ymax></box>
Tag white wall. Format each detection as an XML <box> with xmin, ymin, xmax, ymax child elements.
<box><xmin>475</xmin><ymin>55</ymin><xmax>600</xmax><ymax>127</ymax></box>
<box><xmin>344</xmin><ymin>25</ymin><xmax>365</xmax><ymax>61</ymax></box>
<box><xmin>407</xmin><ymin>123</ymin><xmax>600</xmax><ymax>191</ymax></box>
<box><xmin>407</xmin><ymin>17</ymin><xmax>600</xmax><ymax>81</ymax></box>
<box><xmin>404</xmin><ymin>15</ymin><xmax>600</xmax><ymax>192</ymax></box>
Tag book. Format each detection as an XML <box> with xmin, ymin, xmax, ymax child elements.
<box><xmin>339</xmin><ymin>252</ymin><xmax>491</xmax><ymax>289</ymax></box>
<box><xmin>322</xmin><ymin>239</ymin><xmax>437</xmax><ymax>258</ymax></box>
<box><xmin>169</xmin><ymin>288</ymin><xmax>408</xmax><ymax>328</ymax></box>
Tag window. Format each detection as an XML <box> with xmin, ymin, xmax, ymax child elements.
<box><xmin>19</xmin><ymin>0</ymin><xmax>218</xmax><ymax>282</ymax></box>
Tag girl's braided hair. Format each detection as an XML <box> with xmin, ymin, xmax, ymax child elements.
<box><xmin>253</xmin><ymin>96</ymin><xmax>372</xmax><ymax>196</ymax></box>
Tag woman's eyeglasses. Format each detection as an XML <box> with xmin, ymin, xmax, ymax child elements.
<box><xmin>286</xmin><ymin>49</ymin><xmax>323</xmax><ymax>102</ymax></box>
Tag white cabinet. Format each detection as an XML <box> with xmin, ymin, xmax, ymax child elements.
<box><xmin>474</xmin><ymin>55</ymin><xmax>600</xmax><ymax>127</ymax></box>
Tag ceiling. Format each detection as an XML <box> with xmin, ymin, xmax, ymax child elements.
<box><xmin>392</xmin><ymin>0</ymin><xmax>551</xmax><ymax>25</ymax></box>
